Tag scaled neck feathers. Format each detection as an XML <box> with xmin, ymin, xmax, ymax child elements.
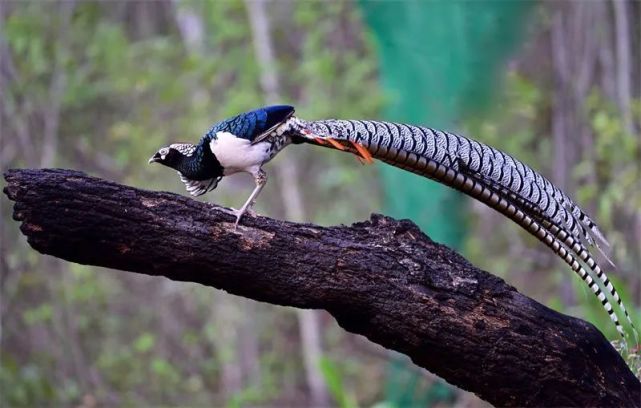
<box><xmin>176</xmin><ymin>143</ymin><xmax>223</xmax><ymax>181</ymax></box>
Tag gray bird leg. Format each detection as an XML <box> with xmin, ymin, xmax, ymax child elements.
<box><xmin>234</xmin><ymin>169</ymin><xmax>267</xmax><ymax>229</ymax></box>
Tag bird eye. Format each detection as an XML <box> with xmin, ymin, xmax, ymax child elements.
<box><xmin>159</xmin><ymin>147</ymin><xmax>169</xmax><ymax>158</ymax></box>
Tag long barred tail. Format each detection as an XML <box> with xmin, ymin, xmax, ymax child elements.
<box><xmin>460</xmin><ymin>169</ymin><xmax>636</xmax><ymax>335</ymax></box>
<box><xmin>292</xmin><ymin>117</ymin><xmax>637</xmax><ymax>341</ymax></box>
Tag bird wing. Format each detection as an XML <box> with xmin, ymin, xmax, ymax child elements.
<box><xmin>199</xmin><ymin>105</ymin><xmax>295</xmax><ymax>147</ymax></box>
<box><xmin>249</xmin><ymin>105</ymin><xmax>296</xmax><ymax>145</ymax></box>
<box><xmin>178</xmin><ymin>173</ymin><xmax>222</xmax><ymax>196</ymax></box>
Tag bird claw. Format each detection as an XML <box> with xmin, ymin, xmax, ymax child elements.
<box><xmin>217</xmin><ymin>207</ymin><xmax>257</xmax><ymax>218</ymax></box>
<box><xmin>227</xmin><ymin>207</ymin><xmax>258</xmax><ymax>230</ymax></box>
<box><xmin>217</xmin><ymin>207</ymin><xmax>236</xmax><ymax>216</ymax></box>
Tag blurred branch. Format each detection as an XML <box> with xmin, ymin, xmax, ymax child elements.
<box><xmin>4</xmin><ymin>168</ymin><xmax>641</xmax><ymax>408</ymax></box>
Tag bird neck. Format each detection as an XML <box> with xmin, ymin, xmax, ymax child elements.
<box><xmin>177</xmin><ymin>144</ymin><xmax>223</xmax><ymax>181</ymax></box>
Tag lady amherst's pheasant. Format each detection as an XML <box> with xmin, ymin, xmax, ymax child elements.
<box><xmin>150</xmin><ymin>105</ymin><xmax>637</xmax><ymax>343</ymax></box>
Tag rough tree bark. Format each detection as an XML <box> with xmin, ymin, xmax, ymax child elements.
<box><xmin>3</xmin><ymin>168</ymin><xmax>640</xmax><ymax>407</ymax></box>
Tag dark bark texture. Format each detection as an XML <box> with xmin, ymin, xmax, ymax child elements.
<box><xmin>4</xmin><ymin>168</ymin><xmax>640</xmax><ymax>407</ymax></box>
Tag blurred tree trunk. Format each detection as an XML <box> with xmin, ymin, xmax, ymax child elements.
<box><xmin>171</xmin><ymin>0</ymin><xmax>204</xmax><ymax>54</ymax></box>
<box><xmin>550</xmin><ymin>1</ymin><xmax>640</xmax><ymax>302</ymax></box>
<box><xmin>612</xmin><ymin>0</ymin><xmax>633</xmax><ymax>135</ymax></box>
<box><xmin>551</xmin><ymin>5</ymin><xmax>579</xmax><ymax>306</ymax></box>
<box><xmin>212</xmin><ymin>296</ymin><xmax>243</xmax><ymax>395</ymax></box>
<box><xmin>171</xmin><ymin>0</ymin><xmax>263</xmax><ymax>396</ymax></box>
<box><xmin>610</xmin><ymin>0</ymin><xmax>641</xmax><ymax>284</ymax></box>
<box><xmin>0</xmin><ymin>0</ymin><xmax>12</xmax><ymax>337</ymax></box>
<box><xmin>245</xmin><ymin>1</ymin><xmax>330</xmax><ymax>406</ymax></box>
<box><xmin>3</xmin><ymin>2</ymin><xmax>108</xmax><ymax>398</ymax></box>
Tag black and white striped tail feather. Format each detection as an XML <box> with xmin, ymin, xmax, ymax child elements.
<box><xmin>306</xmin><ymin>118</ymin><xmax>610</xmax><ymax>254</ymax></box>
<box><xmin>457</xmin><ymin>129</ymin><xmax>605</xmax><ymax>255</ymax></box>
<box><xmin>464</xmin><ymin>132</ymin><xmax>599</xmax><ymax>250</ymax></box>
<box><xmin>307</xmin><ymin>119</ymin><xmax>598</xmax><ymax>249</ymax></box>
<box><xmin>542</xmin><ymin>221</ymin><xmax>637</xmax><ymax>340</ymax></box>
<box><xmin>474</xmin><ymin>168</ymin><xmax>617</xmax><ymax>270</ymax></box>
<box><xmin>297</xmin><ymin>118</ymin><xmax>637</xmax><ymax>342</ymax></box>
<box><xmin>580</xmin><ymin>213</ymin><xmax>610</xmax><ymax>247</ymax></box>
<box><xmin>458</xmin><ymin>169</ymin><xmax>637</xmax><ymax>339</ymax></box>
<box><xmin>461</xmin><ymin>169</ymin><xmax>636</xmax><ymax>337</ymax></box>
<box><xmin>535</xmin><ymin>221</ymin><xmax>638</xmax><ymax>344</ymax></box>
<box><xmin>377</xmin><ymin>148</ymin><xmax>630</xmax><ymax>339</ymax></box>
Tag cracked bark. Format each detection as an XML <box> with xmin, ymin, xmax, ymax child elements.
<box><xmin>3</xmin><ymin>168</ymin><xmax>640</xmax><ymax>407</ymax></box>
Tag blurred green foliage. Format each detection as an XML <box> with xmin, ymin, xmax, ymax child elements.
<box><xmin>1</xmin><ymin>1</ymin><xmax>385</xmax><ymax>406</ymax></box>
<box><xmin>463</xmin><ymin>72</ymin><xmax>641</xmax><ymax>342</ymax></box>
<box><xmin>319</xmin><ymin>357</ymin><xmax>358</xmax><ymax>408</ymax></box>
<box><xmin>1</xmin><ymin>1</ymin><xmax>640</xmax><ymax>407</ymax></box>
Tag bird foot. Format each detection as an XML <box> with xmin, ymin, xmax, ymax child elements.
<box><xmin>217</xmin><ymin>207</ymin><xmax>258</xmax><ymax>217</ymax></box>
<box><xmin>233</xmin><ymin>207</ymin><xmax>258</xmax><ymax>218</ymax></box>
<box><xmin>217</xmin><ymin>207</ymin><xmax>237</xmax><ymax>217</ymax></box>
<box><xmin>224</xmin><ymin>207</ymin><xmax>258</xmax><ymax>230</ymax></box>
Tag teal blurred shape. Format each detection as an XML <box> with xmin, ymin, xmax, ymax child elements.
<box><xmin>360</xmin><ymin>0</ymin><xmax>533</xmax><ymax>248</ymax></box>
<box><xmin>359</xmin><ymin>0</ymin><xmax>534</xmax><ymax>405</ymax></box>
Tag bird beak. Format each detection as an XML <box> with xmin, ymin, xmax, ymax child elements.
<box><xmin>148</xmin><ymin>153</ymin><xmax>160</xmax><ymax>164</ymax></box>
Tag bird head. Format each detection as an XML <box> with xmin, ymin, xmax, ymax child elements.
<box><xmin>148</xmin><ymin>143</ymin><xmax>196</xmax><ymax>170</ymax></box>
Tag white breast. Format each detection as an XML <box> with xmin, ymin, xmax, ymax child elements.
<box><xmin>210</xmin><ymin>131</ymin><xmax>271</xmax><ymax>176</ymax></box>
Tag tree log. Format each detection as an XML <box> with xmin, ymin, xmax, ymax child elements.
<box><xmin>3</xmin><ymin>168</ymin><xmax>640</xmax><ymax>407</ymax></box>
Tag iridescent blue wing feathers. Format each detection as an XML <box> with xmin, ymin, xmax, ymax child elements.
<box><xmin>202</xmin><ymin>105</ymin><xmax>294</xmax><ymax>145</ymax></box>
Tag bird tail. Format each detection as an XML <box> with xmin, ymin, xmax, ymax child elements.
<box><xmin>291</xmin><ymin>117</ymin><xmax>637</xmax><ymax>343</ymax></box>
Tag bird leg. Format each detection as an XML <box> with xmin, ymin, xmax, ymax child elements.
<box><xmin>234</xmin><ymin>169</ymin><xmax>267</xmax><ymax>229</ymax></box>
